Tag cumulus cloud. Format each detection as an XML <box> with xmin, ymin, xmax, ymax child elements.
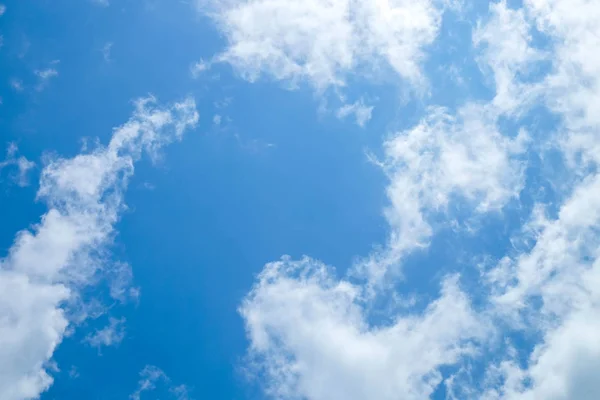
<box><xmin>0</xmin><ymin>97</ymin><xmax>198</xmax><ymax>400</ymax></box>
<box><xmin>473</xmin><ymin>1</ymin><xmax>546</xmax><ymax>114</ymax></box>
<box><xmin>237</xmin><ymin>1</ymin><xmax>600</xmax><ymax>399</ymax></box>
<box><xmin>241</xmin><ymin>257</ymin><xmax>485</xmax><ymax>400</ymax></box>
<box><xmin>357</xmin><ymin>103</ymin><xmax>528</xmax><ymax>288</ymax></box>
<box><xmin>239</xmin><ymin>100</ymin><xmax>529</xmax><ymax>398</ymax></box>
<box><xmin>197</xmin><ymin>0</ymin><xmax>443</xmax><ymax>91</ymax></box>
<box><xmin>473</xmin><ymin>1</ymin><xmax>600</xmax><ymax>398</ymax></box>
<box><xmin>480</xmin><ymin>174</ymin><xmax>600</xmax><ymax>399</ymax></box>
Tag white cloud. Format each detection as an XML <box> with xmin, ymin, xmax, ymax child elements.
<box><xmin>130</xmin><ymin>366</ymin><xmax>167</xmax><ymax>400</ymax></box>
<box><xmin>527</xmin><ymin>0</ymin><xmax>600</xmax><ymax>162</ymax></box>
<box><xmin>190</xmin><ymin>59</ymin><xmax>210</xmax><ymax>78</ymax></box>
<box><xmin>479</xmin><ymin>173</ymin><xmax>600</xmax><ymax>399</ymax></box>
<box><xmin>468</xmin><ymin>1</ymin><xmax>600</xmax><ymax>398</ymax></box>
<box><xmin>107</xmin><ymin>262</ymin><xmax>140</xmax><ymax>304</ymax></box>
<box><xmin>239</xmin><ymin>101</ymin><xmax>529</xmax><ymax>399</ymax></box>
<box><xmin>35</xmin><ymin>69</ymin><xmax>58</xmax><ymax>80</ymax></box>
<box><xmin>473</xmin><ymin>1</ymin><xmax>546</xmax><ymax>114</ymax></box>
<box><xmin>102</xmin><ymin>42</ymin><xmax>113</xmax><ymax>62</ymax></box>
<box><xmin>240</xmin><ymin>256</ymin><xmax>485</xmax><ymax>400</ymax></box>
<box><xmin>356</xmin><ymin>103</ymin><xmax>528</xmax><ymax>288</ymax></box>
<box><xmin>0</xmin><ymin>4</ymin><xmax>5</xmax><ymax>16</ymax></box>
<box><xmin>91</xmin><ymin>0</ymin><xmax>109</xmax><ymax>7</ymax></box>
<box><xmin>84</xmin><ymin>317</ymin><xmax>126</xmax><ymax>349</ymax></box>
<box><xmin>68</xmin><ymin>366</ymin><xmax>79</xmax><ymax>379</ymax></box>
<box><xmin>14</xmin><ymin>157</ymin><xmax>36</xmax><ymax>186</ymax></box>
<box><xmin>0</xmin><ymin>97</ymin><xmax>198</xmax><ymax>400</ymax></box>
<box><xmin>236</xmin><ymin>3</ymin><xmax>544</xmax><ymax>397</ymax></box>
<box><xmin>130</xmin><ymin>365</ymin><xmax>192</xmax><ymax>400</ymax></box>
<box><xmin>197</xmin><ymin>0</ymin><xmax>443</xmax><ymax>91</ymax></box>
<box><xmin>10</xmin><ymin>78</ymin><xmax>23</xmax><ymax>92</ymax></box>
<box><xmin>336</xmin><ymin>99</ymin><xmax>373</xmax><ymax>127</ymax></box>
<box><xmin>35</xmin><ymin>64</ymin><xmax>59</xmax><ymax>91</ymax></box>
<box><xmin>0</xmin><ymin>143</ymin><xmax>35</xmax><ymax>187</ymax></box>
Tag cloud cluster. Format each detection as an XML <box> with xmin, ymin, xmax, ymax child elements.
<box><xmin>235</xmin><ymin>1</ymin><xmax>600</xmax><ymax>399</ymax></box>
<box><xmin>0</xmin><ymin>97</ymin><xmax>197</xmax><ymax>400</ymax></box>
<box><xmin>4</xmin><ymin>0</ymin><xmax>600</xmax><ymax>398</ymax></box>
<box><xmin>477</xmin><ymin>1</ymin><xmax>600</xmax><ymax>398</ymax></box>
<box><xmin>197</xmin><ymin>0</ymin><xmax>443</xmax><ymax>91</ymax></box>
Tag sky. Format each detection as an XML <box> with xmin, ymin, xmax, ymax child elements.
<box><xmin>1</xmin><ymin>0</ymin><xmax>600</xmax><ymax>399</ymax></box>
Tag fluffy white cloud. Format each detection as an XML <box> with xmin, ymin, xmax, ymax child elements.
<box><xmin>198</xmin><ymin>0</ymin><xmax>443</xmax><ymax>90</ymax></box>
<box><xmin>239</xmin><ymin>101</ymin><xmax>528</xmax><ymax>398</ymax></box>
<box><xmin>237</xmin><ymin>1</ymin><xmax>600</xmax><ymax>399</ymax></box>
<box><xmin>0</xmin><ymin>97</ymin><xmax>198</xmax><ymax>400</ymax></box>
<box><xmin>473</xmin><ymin>1</ymin><xmax>546</xmax><ymax>114</ymax></box>
<box><xmin>357</xmin><ymin>103</ymin><xmax>528</xmax><ymax>287</ymax></box>
<box><xmin>472</xmin><ymin>1</ymin><xmax>600</xmax><ymax>399</ymax></box>
<box><xmin>240</xmin><ymin>257</ymin><xmax>484</xmax><ymax>400</ymax></box>
<box><xmin>480</xmin><ymin>173</ymin><xmax>600</xmax><ymax>399</ymax></box>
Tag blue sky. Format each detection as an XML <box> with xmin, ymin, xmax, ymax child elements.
<box><xmin>1</xmin><ymin>0</ymin><xmax>600</xmax><ymax>399</ymax></box>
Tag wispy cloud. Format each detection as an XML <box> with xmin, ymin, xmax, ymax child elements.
<box><xmin>102</xmin><ymin>42</ymin><xmax>113</xmax><ymax>62</ymax></box>
<box><xmin>10</xmin><ymin>78</ymin><xmax>23</xmax><ymax>92</ymax></box>
<box><xmin>336</xmin><ymin>99</ymin><xmax>374</xmax><ymax>127</ymax></box>
<box><xmin>0</xmin><ymin>97</ymin><xmax>197</xmax><ymax>400</ymax></box>
<box><xmin>84</xmin><ymin>317</ymin><xmax>126</xmax><ymax>350</ymax></box>
<box><xmin>0</xmin><ymin>143</ymin><xmax>35</xmax><ymax>187</ymax></box>
<box><xmin>190</xmin><ymin>59</ymin><xmax>210</xmax><ymax>78</ymax></box>
<box><xmin>35</xmin><ymin>69</ymin><xmax>58</xmax><ymax>80</ymax></box>
<box><xmin>130</xmin><ymin>366</ymin><xmax>193</xmax><ymax>400</ymax></box>
<box><xmin>35</xmin><ymin>62</ymin><xmax>60</xmax><ymax>90</ymax></box>
<box><xmin>91</xmin><ymin>0</ymin><xmax>109</xmax><ymax>7</ymax></box>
